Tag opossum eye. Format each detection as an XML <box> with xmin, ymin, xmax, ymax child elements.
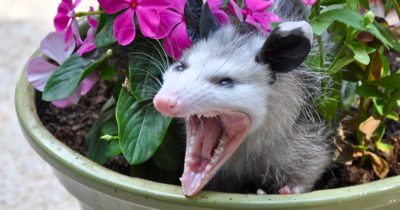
<box><xmin>217</xmin><ymin>78</ymin><xmax>234</xmax><ymax>86</ymax></box>
<box><xmin>175</xmin><ymin>63</ymin><xmax>186</xmax><ymax>71</ymax></box>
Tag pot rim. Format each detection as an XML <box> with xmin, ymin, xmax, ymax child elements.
<box><xmin>15</xmin><ymin>52</ymin><xmax>400</xmax><ymax>209</ymax></box>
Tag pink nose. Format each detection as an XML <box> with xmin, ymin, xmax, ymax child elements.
<box><xmin>153</xmin><ymin>94</ymin><xmax>178</xmax><ymax>116</ymax></box>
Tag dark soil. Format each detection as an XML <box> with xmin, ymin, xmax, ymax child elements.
<box><xmin>36</xmin><ymin>82</ymin><xmax>131</xmax><ymax>176</ymax></box>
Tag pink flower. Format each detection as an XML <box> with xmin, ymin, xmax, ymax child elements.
<box><xmin>230</xmin><ymin>0</ymin><xmax>280</xmax><ymax>34</ymax></box>
<box><xmin>209</xmin><ymin>0</ymin><xmax>231</xmax><ymax>25</ymax></box>
<box><xmin>54</xmin><ymin>0</ymin><xmax>83</xmax><ymax>49</ymax></box>
<box><xmin>160</xmin><ymin>0</ymin><xmax>192</xmax><ymax>59</ymax></box>
<box><xmin>302</xmin><ymin>0</ymin><xmax>318</xmax><ymax>5</ymax></box>
<box><xmin>98</xmin><ymin>0</ymin><xmax>171</xmax><ymax>46</ymax></box>
<box><xmin>77</xmin><ymin>7</ymin><xmax>98</xmax><ymax>56</ymax></box>
<box><xmin>27</xmin><ymin>32</ymin><xmax>98</xmax><ymax>108</ymax></box>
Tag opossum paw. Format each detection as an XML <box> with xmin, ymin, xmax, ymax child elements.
<box><xmin>278</xmin><ymin>186</ymin><xmax>302</xmax><ymax>194</ymax></box>
<box><xmin>256</xmin><ymin>189</ymin><xmax>267</xmax><ymax>195</ymax></box>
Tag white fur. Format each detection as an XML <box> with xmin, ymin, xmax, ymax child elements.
<box><xmin>157</xmin><ymin>0</ymin><xmax>333</xmax><ymax>193</ymax></box>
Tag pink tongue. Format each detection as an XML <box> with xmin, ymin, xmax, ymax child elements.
<box><xmin>182</xmin><ymin>116</ymin><xmax>222</xmax><ymax>195</ymax></box>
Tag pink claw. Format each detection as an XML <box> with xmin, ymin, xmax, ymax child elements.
<box><xmin>279</xmin><ymin>186</ymin><xmax>301</xmax><ymax>194</ymax></box>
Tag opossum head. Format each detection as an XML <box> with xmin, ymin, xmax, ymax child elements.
<box><xmin>154</xmin><ymin>14</ymin><xmax>313</xmax><ymax>197</ymax></box>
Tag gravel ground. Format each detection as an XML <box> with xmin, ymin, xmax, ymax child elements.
<box><xmin>0</xmin><ymin>1</ymin><xmax>96</xmax><ymax>209</ymax></box>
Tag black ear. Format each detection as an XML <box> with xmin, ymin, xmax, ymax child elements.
<box><xmin>256</xmin><ymin>21</ymin><xmax>313</xmax><ymax>73</ymax></box>
<box><xmin>184</xmin><ymin>0</ymin><xmax>220</xmax><ymax>43</ymax></box>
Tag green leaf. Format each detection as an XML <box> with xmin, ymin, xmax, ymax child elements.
<box><xmin>385</xmin><ymin>0</ymin><xmax>393</xmax><ymax>14</ymax></box>
<box><xmin>376</xmin><ymin>142</ymin><xmax>393</xmax><ymax>151</ymax></box>
<box><xmin>86</xmin><ymin>108</ymin><xmax>115</xmax><ymax>165</ymax></box>
<box><xmin>372</xmin><ymin>122</ymin><xmax>385</xmax><ymax>144</ymax></box>
<box><xmin>341</xmin><ymin>81</ymin><xmax>357</xmax><ymax>110</ymax></box>
<box><xmin>345</xmin><ymin>41</ymin><xmax>372</xmax><ymax>65</ymax></box>
<box><xmin>152</xmin><ymin>134</ymin><xmax>183</xmax><ymax>172</ymax></box>
<box><xmin>95</xmin><ymin>13</ymin><xmax>118</xmax><ymax>48</ymax></box>
<box><xmin>380</xmin><ymin>52</ymin><xmax>390</xmax><ymax>77</ymax></box>
<box><xmin>128</xmin><ymin>37</ymin><xmax>165</xmax><ymax>101</ymax></box>
<box><xmin>102</xmin><ymin>117</ymin><xmax>118</xmax><ymax>135</ymax></box>
<box><xmin>100</xmin><ymin>62</ymin><xmax>116</xmax><ymax>80</ymax></box>
<box><xmin>116</xmin><ymin>88</ymin><xmax>172</xmax><ymax>165</ymax></box>
<box><xmin>372</xmin><ymin>98</ymin><xmax>385</xmax><ymax>116</ymax></box>
<box><xmin>355</xmin><ymin>84</ymin><xmax>386</xmax><ymax>99</ymax></box>
<box><xmin>42</xmin><ymin>51</ymin><xmax>108</xmax><ymax>101</ymax></box>
<box><xmin>107</xmin><ymin>141</ymin><xmax>122</xmax><ymax>157</ymax></box>
<box><xmin>101</xmin><ymin>96</ymin><xmax>116</xmax><ymax>113</ymax></box>
<box><xmin>373</xmin><ymin>73</ymin><xmax>400</xmax><ymax>89</ymax></box>
<box><xmin>386</xmin><ymin>111</ymin><xmax>399</xmax><ymax>121</ymax></box>
<box><xmin>318</xmin><ymin>8</ymin><xmax>365</xmax><ymax>30</ymax></box>
<box><xmin>359</xmin><ymin>0</ymin><xmax>370</xmax><ymax>10</ymax></box>
<box><xmin>346</xmin><ymin>0</ymin><xmax>359</xmax><ymax>12</ymax></box>
<box><xmin>310</xmin><ymin>19</ymin><xmax>334</xmax><ymax>36</ymax></box>
<box><xmin>397</xmin><ymin>99</ymin><xmax>400</xmax><ymax>107</ymax></box>
<box><xmin>366</xmin><ymin>22</ymin><xmax>400</xmax><ymax>51</ymax></box>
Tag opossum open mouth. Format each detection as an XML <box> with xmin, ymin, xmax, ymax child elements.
<box><xmin>181</xmin><ymin>112</ymin><xmax>250</xmax><ymax>197</ymax></box>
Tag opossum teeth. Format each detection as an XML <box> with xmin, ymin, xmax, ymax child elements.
<box><xmin>189</xmin><ymin>136</ymin><xmax>196</xmax><ymax>146</ymax></box>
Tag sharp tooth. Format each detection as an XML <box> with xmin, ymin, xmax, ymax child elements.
<box><xmin>205</xmin><ymin>164</ymin><xmax>212</xmax><ymax>172</ymax></box>
<box><xmin>196</xmin><ymin>114</ymin><xmax>201</xmax><ymax>119</ymax></box>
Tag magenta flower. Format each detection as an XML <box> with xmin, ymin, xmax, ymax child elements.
<box><xmin>54</xmin><ymin>0</ymin><xmax>83</xmax><ymax>49</ymax></box>
<box><xmin>243</xmin><ymin>0</ymin><xmax>280</xmax><ymax>33</ymax></box>
<box><xmin>27</xmin><ymin>32</ymin><xmax>98</xmax><ymax>108</ymax></box>
<box><xmin>229</xmin><ymin>0</ymin><xmax>280</xmax><ymax>34</ymax></box>
<box><xmin>209</xmin><ymin>0</ymin><xmax>231</xmax><ymax>25</ymax></box>
<box><xmin>302</xmin><ymin>0</ymin><xmax>318</xmax><ymax>5</ymax></box>
<box><xmin>98</xmin><ymin>0</ymin><xmax>171</xmax><ymax>46</ymax></box>
<box><xmin>77</xmin><ymin>7</ymin><xmax>98</xmax><ymax>56</ymax></box>
<box><xmin>160</xmin><ymin>0</ymin><xmax>192</xmax><ymax>60</ymax></box>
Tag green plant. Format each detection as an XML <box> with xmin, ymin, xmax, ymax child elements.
<box><xmin>309</xmin><ymin>0</ymin><xmax>400</xmax><ymax>178</ymax></box>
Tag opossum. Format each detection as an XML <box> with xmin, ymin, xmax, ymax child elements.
<box><xmin>153</xmin><ymin>0</ymin><xmax>332</xmax><ymax>197</ymax></box>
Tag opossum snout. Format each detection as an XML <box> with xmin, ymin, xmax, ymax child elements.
<box><xmin>153</xmin><ymin>94</ymin><xmax>178</xmax><ymax>117</ymax></box>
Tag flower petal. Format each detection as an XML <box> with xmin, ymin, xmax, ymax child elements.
<box><xmin>54</xmin><ymin>2</ymin><xmax>71</xmax><ymax>31</ymax></box>
<box><xmin>98</xmin><ymin>0</ymin><xmax>130</xmax><ymax>14</ymax></box>
<box><xmin>163</xmin><ymin>22</ymin><xmax>192</xmax><ymax>60</ymax></box>
<box><xmin>386</xmin><ymin>9</ymin><xmax>400</xmax><ymax>27</ymax></box>
<box><xmin>139</xmin><ymin>0</ymin><xmax>171</xmax><ymax>10</ymax></box>
<box><xmin>71</xmin><ymin>18</ymin><xmax>83</xmax><ymax>45</ymax></box>
<box><xmin>87</xmin><ymin>7</ymin><xmax>98</xmax><ymax>28</ymax></box>
<box><xmin>77</xmin><ymin>28</ymin><xmax>97</xmax><ymax>56</ymax></box>
<box><xmin>167</xmin><ymin>0</ymin><xmax>186</xmax><ymax>14</ymax></box>
<box><xmin>113</xmin><ymin>9</ymin><xmax>136</xmax><ymax>46</ymax></box>
<box><xmin>27</xmin><ymin>57</ymin><xmax>58</xmax><ymax>91</ymax></box>
<box><xmin>51</xmin><ymin>87</ymin><xmax>81</xmax><ymax>108</ymax></box>
<box><xmin>159</xmin><ymin>9</ymin><xmax>182</xmax><ymax>38</ymax></box>
<box><xmin>212</xmin><ymin>10</ymin><xmax>231</xmax><ymax>25</ymax></box>
<box><xmin>136</xmin><ymin>6</ymin><xmax>167</xmax><ymax>39</ymax></box>
<box><xmin>244</xmin><ymin>0</ymin><xmax>274</xmax><ymax>12</ymax></box>
<box><xmin>40</xmin><ymin>32</ymin><xmax>75</xmax><ymax>65</ymax></box>
<box><xmin>73</xmin><ymin>0</ymin><xmax>82</xmax><ymax>9</ymax></box>
<box><xmin>302</xmin><ymin>0</ymin><xmax>318</xmax><ymax>5</ymax></box>
<box><xmin>249</xmin><ymin>11</ymin><xmax>280</xmax><ymax>34</ymax></box>
<box><xmin>62</xmin><ymin>0</ymin><xmax>73</xmax><ymax>9</ymax></box>
<box><xmin>80</xmin><ymin>72</ymin><xmax>98</xmax><ymax>95</ymax></box>
<box><xmin>65</xmin><ymin>24</ymin><xmax>74</xmax><ymax>50</ymax></box>
<box><xmin>228</xmin><ymin>0</ymin><xmax>245</xmax><ymax>22</ymax></box>
<box><xmin>208</xmin><ymin>0</ymin><xmax>223</xmax><ymax>10</ymax></box>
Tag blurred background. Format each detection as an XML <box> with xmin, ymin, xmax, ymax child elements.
<box><xmin>0</xmin><ymin>0</ymin><xmax>97</xmax><ymax>209</ymax></box>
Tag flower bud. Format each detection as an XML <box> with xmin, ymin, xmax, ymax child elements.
<box><xmin>363</xmin><ymin>11</ymin><xmax>375</xmax><ymax>26</ymax></box>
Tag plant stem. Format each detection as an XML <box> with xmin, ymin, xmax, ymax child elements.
<box><xmin>391</xmin><ymin>0</ymin><xmax>400</xmax><ymax>23</ymax></box>
<box><xmin>75</xmin><ymin>11</ymin><xmax>106</xmax><ymax>17</ymax></box>
<box><xmin>314</xmin><ymin>1</ymin><xmax>325</xmax><ymax>70</ymax></box>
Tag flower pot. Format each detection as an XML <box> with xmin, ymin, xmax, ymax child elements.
<box><xmin>16</xmin><ymin>53</ymin><xmax>400</xmax><ymax>210</ymax></box>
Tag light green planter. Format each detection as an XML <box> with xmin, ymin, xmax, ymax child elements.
<box><xmin>15</xmin><ymin>54</ymin><xmax>400</xmax><ymax>210</ymax></box>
